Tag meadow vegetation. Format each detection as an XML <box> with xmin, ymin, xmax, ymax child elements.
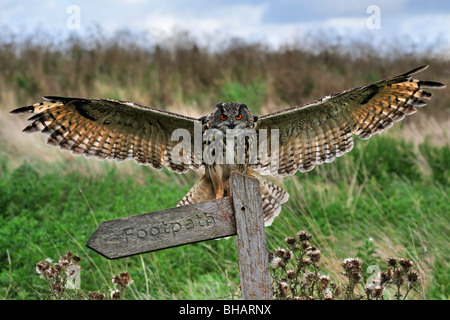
<box><xmin>0</xmin><ymin>30</ymin><xmax>448</xmax><ymax>299</ymax></box>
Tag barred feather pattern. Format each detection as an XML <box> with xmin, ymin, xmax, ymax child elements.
<box><xmin>255</xmin><ymin>65</ymin><xmax>445</xmax><ymax>177</ymax></box>
<box><xmin>248</xmin><ymin>171</ymin><xmax>289</xmax><ymax>226</ymax></box>
<box><xmin>177</xmin><ymin>175</ymin><xmax>216</xmax><ymax>207</ymax></box>
<box><xmin>11</xmin><ymin>97</ymin><xmax>202</xmax><ymax>173</ymax></box>
<box><xmin>177</xmin><ymin>170</ymin><xmax>288</xmax><ymax>226</ymax></box>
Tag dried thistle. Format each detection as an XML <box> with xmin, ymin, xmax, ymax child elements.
<box><xmin>301</xmin><ymin>257</ymin><xmax>312</xmax><ymax>267</ymax></box>
<box><xmin>306</xmin><ymin>248</ymin><xmax>321</xmax><ymax>263</ymax></box>
<box><xmin>88</xmin><ymin>291</ymin><xmax>106</xmax><ymax>300</ymax></box>
<box><xmin>287</xmin><ymin>269</ymin><xmax>297</xmax><ymax>279</ymax></box>
<box><xmin>392</xmin><ymin>268</ymin><xmax>404</xmax><ymax>286</ymax></box>
<box><xmin>110</xmin><ymin>289</ymin><xmax>121</xmax><ymax>300</ymax></box>
<box><xmin>36</xmin><ymin>251</ymin><xmax>138</xmax><ymax>300</ymax></box>
<box><xmin>285</xmin><ymin>237</ymin><xmax>296</xmax><ymax>246</ymax></box>
<box><xmin>342</xmin><ymin>257</ymin><xmax>363</xmax><ymax>283</ymax></box>
<box><xmin>300</xmin><ymin>240</ymin><xmax>311</xmax><ymax>250</ymax></box>
<box><xmin>271</xmin><ymin>256</ymin><xmax>285</xmax><ymax>269</ymax></box>
<box><xmin>384</xmin><ymin>257</ymin><xmax>420</xmax><ymax>300</ymax></box>
<box><xmin>36</xmin><ymin>260</ymin><xmax>51</xmax><ymax>278</ymax></box>
<box><xmin>399</xmin><ymin>258</ymin><xmax>414</xmax><ymax>271</ymax></box>
<box><xmin>297</xmin><ymin>230</ymin><xmax>312</xmax><ymax>242</ymax></box>
<box><xmin>112</xmin><ymin>271</ymin><xmax>134</xmax><ymax>290</ymax></box>
<box><xmin>303</xmin><ymin>270</ymin><xmax>316</xmax><ymax>286</ymax></box>
<box><xmin>35</xmin><ymin>251</ymin><xmax>82</xmax><ymax>300</ymax></box>
<box><xmin>387</xmin><ymin>257</ymin><xmax>397</xmax><ymax>267</ymax></box>
<box><xmin>407</xmin><ymin>270</ymin><xmax>420</xmax><ymax>283</ymax></box>
<box><xmin>365</xmin><ymin>284</ymin><xmax>384</xmax><ymax>300</ymax></box>
<box><xmin>380</xmin><ymin>268</ymin><xmax>392</xmax><ymax>285</ymax></box>
<box><xmin>341</xmin><ymin>258</ymin><xmax>363</xmax><ymax>299</ymax></box>
<box><xmin>283</xmin><ymin>250</ymin><xmax>294</xmax><ymax>261</ymax></box>
<box><xmin>269</xmin><ymin>230</ymin><xmax>422</xmax><ymax>300</ymax></box>
<box><xmin>277</xmin><ymin>281</ymin><xmax>291</xmax><ymax>297</ymax></box>
<box><xmin>111</xmin><ymin>271</ymin><xmax>134</xmax><ymax>299</ymax></box>
<box><xmin>318</xmin><ymin>275</ymin><xmax>330</xmax><ymax>289</ymax></box>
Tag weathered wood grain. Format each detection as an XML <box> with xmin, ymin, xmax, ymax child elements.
<box><xmin>86</xmin><ymin>197</ymin><xmax>236</xmax><ymax>259</ymax></box>
<box><xmin>229</xmin><ymin>172</ymin><xmax>273</xmax><ymax>300</ymax></box>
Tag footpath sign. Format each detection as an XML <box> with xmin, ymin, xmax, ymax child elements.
<box><xmin>87</xmin><ymin>172</ymin><xmax>273</xmax><ymax>300</ymax></box>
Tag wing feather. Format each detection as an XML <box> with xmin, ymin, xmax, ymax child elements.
<box><xmin>255</xmin><ymin>65</ymin><xmax>445</xmax><ymax>176</ymax></box>
<box><xmin>11</xmin><ymin>96</ymin><xmax>202</xmax><ymax>172</ymax></box>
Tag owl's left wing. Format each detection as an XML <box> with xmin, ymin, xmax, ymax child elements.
<box><xmin>11</xmin><ymin>96</ymin><xmax>203</xmax><ymax>173</ymax></box>
<box><xmin>254</xmin><ymin>65</ymin><xmax>445</xmax><ymax>177</ymax></box>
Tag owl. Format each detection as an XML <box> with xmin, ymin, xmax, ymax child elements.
<box><xmin>10</xmin><ymin>65</ymin><xmax>445</xmax><ymax>225</ymax></box>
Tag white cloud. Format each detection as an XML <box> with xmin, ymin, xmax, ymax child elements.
<box><xmin>139</xmin><ymin>3</ymin><xmax>267</xmax><ymax>34</ymax></box>
<box><xmin>0</xmin><ymin>0</ymin><xmax>448</xmax><ymax>52</ymax></box>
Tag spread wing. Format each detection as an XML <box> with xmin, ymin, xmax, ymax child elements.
<box><xmin>11</xmin><ymin>96</ymin><xmax>202</xmax><ymax>173</ymax></box>
<box><xmin>254</xmin><ymin>65</ymin><xmax>445</xmax><ymax>177</ymax></box>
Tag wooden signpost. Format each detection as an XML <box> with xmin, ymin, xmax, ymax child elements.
<box><xmin>87</xmin><ymin>172</ymin><xmax>273</xmax><ymax>300</ymax></box>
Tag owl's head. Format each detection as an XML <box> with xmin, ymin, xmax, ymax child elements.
<box><xmin>206</xmin><ymin>102</ymin><xmax>258</xmax><ymax>132</ymax></box>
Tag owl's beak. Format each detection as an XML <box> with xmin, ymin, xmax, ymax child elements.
<box><xmin>228</xmin><ymin>119</ymin><xmax>235</xmax><ymax>129</ymax></box>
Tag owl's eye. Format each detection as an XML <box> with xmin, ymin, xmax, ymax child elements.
<box><xmin>235</xmin><ymin>114</ymin><xmax>242</xmax><ymax>120</ymax></box>
<box><xmin>220</xmin><ymin>115</ymin><xmax>228</xmax><ymax>121</ymax></box>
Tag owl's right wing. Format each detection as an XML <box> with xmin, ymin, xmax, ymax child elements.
<box><xmin>254</xmin><ymin>65</ymin><xmax>445</xmax><ymax>177</ymax></box>
<box><xmin>11</xmin><ymin>96</ymin><xmax>203</xmax><ymax>173</ymax></box>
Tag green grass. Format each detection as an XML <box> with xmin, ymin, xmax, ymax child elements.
<box><xmin>0</xmin><ymin>134</ymin><xmax>448</xmax><ymax>300</ymax></box>
<box><xmin>0</xmin><ymin>159</ymin><xmax>240</xmax><ymax>299</ymax></box>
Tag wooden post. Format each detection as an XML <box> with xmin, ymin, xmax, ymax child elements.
<box><xmin>229</xmin><ymin>172</ymin><xmax>273</xmax><ymax>300</ymax></box>
<box><xmin>87</xmin><ymin>172</ymin><xmax>273</xmax><ymax>300</ymax></box>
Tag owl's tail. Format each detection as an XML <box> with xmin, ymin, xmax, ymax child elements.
<box><xmin>177</xmin><ymin>172</ymin><xmax>288</xmax><ymax>226</ymax></box>
<box><xmin>247</xmin><ymin>171</ymin><xmax>289</xmax><ymax>226</ymax></box>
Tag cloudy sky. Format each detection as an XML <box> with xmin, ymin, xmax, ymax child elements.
<box><xmin>1</xmin><ymin>0</ymin><xmax>450</xmax><ymax>51</ymax></box>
